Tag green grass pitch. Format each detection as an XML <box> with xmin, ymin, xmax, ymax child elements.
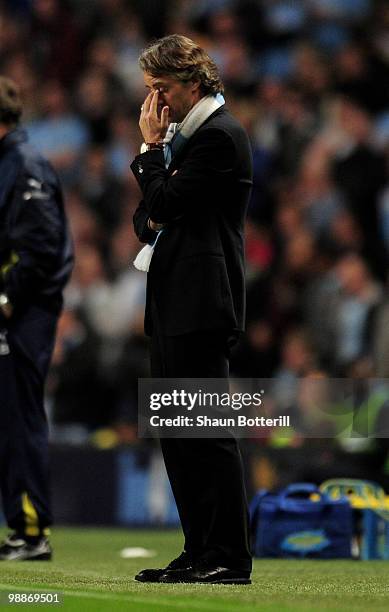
<box><xmin>0</xmin><ymin>528</ymin><xmax>388</xmax><ymax>611</ymax></box>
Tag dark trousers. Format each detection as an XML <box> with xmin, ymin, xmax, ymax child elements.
<box><xmin>0</xmin><ymin>306</ymin><xmax>57</xmax><ymax>537</ymax></box>
<box><xmin>150</xmin><ymin>323</ymin><xmax>252</xmax><ymax>572</ymax></box>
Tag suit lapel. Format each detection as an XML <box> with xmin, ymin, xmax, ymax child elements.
<box><xmin>167</xmin><ymin>106</ymin><xmax>227</xmax><ymax>173</ymax></box>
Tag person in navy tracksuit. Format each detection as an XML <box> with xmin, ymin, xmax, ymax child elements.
<box><xmin>0</xmin><ymin>77</ymin><xmax>73</xmax><ymax>560</ymax></box>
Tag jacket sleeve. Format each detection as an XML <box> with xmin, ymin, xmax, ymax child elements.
<box><xmin>1</xmin><ymin>170</ymin><xmax>67</xmax><ymax>307</ymax></box>
<box><xmin>133</xmin><ymin>199</ymin><xmax>160</xmax><ymax>244</ymax></box>
<box><xmin>130</xmin><ymin>128</ymin><xmax>236</xmax><ymax>224</ymax></box>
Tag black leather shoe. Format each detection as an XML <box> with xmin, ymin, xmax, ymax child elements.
<box><xmin>135</xmin><ymin>551</ymin><xmax>193</xmax><ymax>582</ymax></box>
<box><xmin>159</xmin><ymin>564</ymin><xmax>251</xmax><ymax>584</ymax></box>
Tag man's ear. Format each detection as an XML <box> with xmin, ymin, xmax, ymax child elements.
<box><xmin>190</xmin><ymin>80</ymin><xmax>201</xmax><ymax>94</ymax></box>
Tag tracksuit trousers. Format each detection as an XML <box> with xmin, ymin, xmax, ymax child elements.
<box><xmin>0</xmin><ymin>306</ymin><xmax>57</xmax><ymax>538</ymax></box>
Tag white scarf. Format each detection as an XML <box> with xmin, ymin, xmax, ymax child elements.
<box><xmin>133</xmin><ymin>93</ymin><xmax>225</xmax><ymax>272</ymax></box>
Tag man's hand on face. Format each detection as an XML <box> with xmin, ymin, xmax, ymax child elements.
<box><xmin>139</xmin><ymin>90</ymin><xmax>169</xmax><ymax>143</ymax></box>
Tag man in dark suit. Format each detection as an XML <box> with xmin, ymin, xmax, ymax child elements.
<box><xmin>131</xmin><ymin>35</ymin><xmax>253</xmax><ymax>584</ymax></box>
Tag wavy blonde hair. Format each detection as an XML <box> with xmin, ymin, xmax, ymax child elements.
<box><xmin>139</xmin><ymin>34</ymin><xmax>224</xmax><ymax>95</ymax></box>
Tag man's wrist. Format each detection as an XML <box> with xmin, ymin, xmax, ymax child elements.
<box><xmin>141</xmin><ymin>142</ymin><xmax>164</xmax><ymax>153</ymax></box>
<box><xmin>0</xmin><ymin>293</ymin><xmax>13</xmax><ymax>319</ymax></box>
<box><xmin>148</xmin><ymin>218</ymin><xmax>164</xmax><ymax>231</ymax></box>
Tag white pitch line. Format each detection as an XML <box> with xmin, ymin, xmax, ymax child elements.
<box><xmin>0</xmin><ymin>584</ymin><xmax>246</xmax><ymax>611</ymax></box>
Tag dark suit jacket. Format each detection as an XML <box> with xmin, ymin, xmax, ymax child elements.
<box><xmin>131</xmin><ymin>106</ymin><xmax>253</xmax><ymax>337</ymax></box>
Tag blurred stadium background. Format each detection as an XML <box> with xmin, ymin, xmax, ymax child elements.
<box><xmin>1</xmin><ymin>0</ymin><xmax>389</xmax><ymax>528</ymax></box>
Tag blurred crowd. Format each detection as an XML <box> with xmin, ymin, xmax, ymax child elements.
<box><xmin>1</xmin><ymin>0</ymin><xmax>389</xmax><ymax>471</ymax></box>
